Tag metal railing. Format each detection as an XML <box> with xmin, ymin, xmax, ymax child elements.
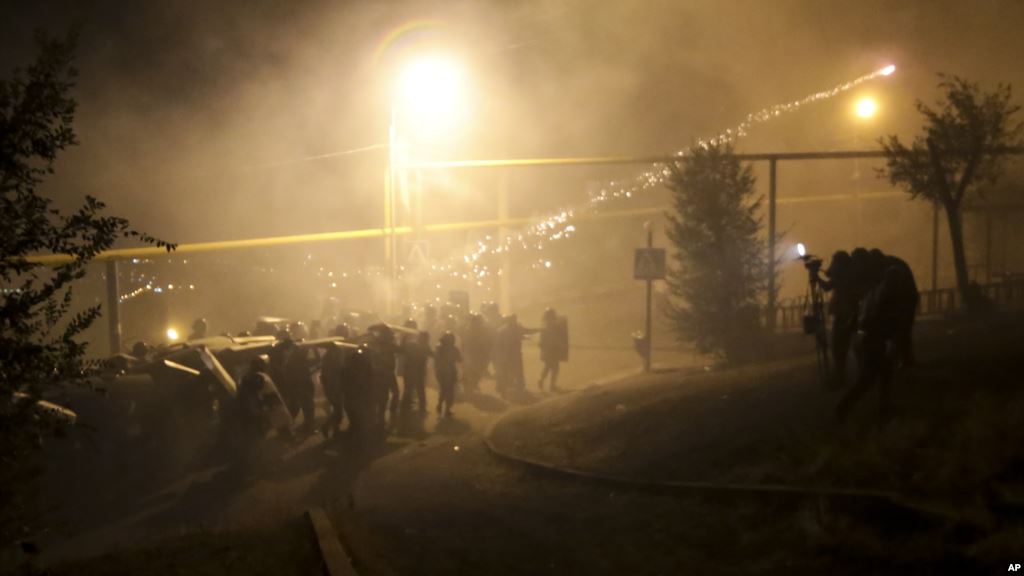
<box><xmin>772</xmin><ymin>276</ymin><xmax>1024</xmax><ymax>332</ymax></box>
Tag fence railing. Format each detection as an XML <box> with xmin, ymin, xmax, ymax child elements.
<box><xmin>772</xmin><ymin>277</ymin><xmax>1024</xmax><ymax>333</ymax></box>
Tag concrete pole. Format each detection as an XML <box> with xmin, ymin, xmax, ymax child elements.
<box><xmin>498</xmin><ymin>171</ymin><xmax>511</xmax><ymax>314</ymax></box>
<box><xmin>931</xmin><ymin>202</ymin><xmax>939</xmax><ymax>291</ymax></box>
<box><xmin>105</xmin><ymin>259</ymin><xmax>121</xmax><ymax>356</ymax></box>
<box><xmin>766</xmin><ymin>158</ymin><xmax>777</xmax><ymax>333</ymax></box>
<box><xmin>644</xmin><ymin>223</ymin><xmax>653</xmax><ymax>373</ymax></box>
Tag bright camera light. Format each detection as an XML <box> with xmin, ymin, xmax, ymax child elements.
<box><xmin>796</xmin><ymin>243</ymin><xmax>807</xmax><ymax>257</ymax></box>
<box><xmin>880</xmin><ymin>64</ymin><xmax>896</xmax><ymax>76</ymax></box>
<box><xmin>166</xmin><ymin>328</ymin><xmax>179</xmax><ymax>341</ymax></box>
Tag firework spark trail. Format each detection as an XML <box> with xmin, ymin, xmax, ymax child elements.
<box><xmin>301</xmin><ymin>65</ymin><xmax>897</xmax><ymax>302</ymax></box>
<box><xmin>455</xmin><ymin>64</ymin><xmax>898</xmax><ymax>282</ymax></box>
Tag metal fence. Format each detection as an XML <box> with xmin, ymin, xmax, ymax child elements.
<box><xmin>772</xmin><ymin>276</ymin><xmax>1024</xmax><ymax>333</ymax></box>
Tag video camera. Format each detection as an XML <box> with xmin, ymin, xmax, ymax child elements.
<box><xmin>795</xmin><ymin>243</ymin><xmax>831</xmax><ymax>387</ymax></box>
<box><xmin>796</xmin><ymin>243</ymin><xmax>823</xmax><ymax>275</ymax></box>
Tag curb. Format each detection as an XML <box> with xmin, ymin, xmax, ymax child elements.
<box><xmin>482</xmin><ymin>434</ymin><xmax>982</xmax><ymax>528</ymax></box>
<box><xmin>307</xmin><ymin>507</ymin><xmax>359</xmax><ymax>576</ymax></box>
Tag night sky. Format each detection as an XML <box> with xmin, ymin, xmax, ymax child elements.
<box><xmin>3</xmin><ymin>0</ymin><xmax>1023</xmax><ymax>243</ymax></box>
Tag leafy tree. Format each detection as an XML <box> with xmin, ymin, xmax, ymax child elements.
<box><xmin>880</xmin><ymin>75</ymin><xmax>1022</xmax><ymax>310</ymax></box>
<box><xmin>664</xmin><ymin>142</ymin><xmax>770</xmax><ymax>363</ymax></box>
<box><xmin>1</xmin><ymin>31</ymin><xmax>174</xmax><ymax>544</ymax></box>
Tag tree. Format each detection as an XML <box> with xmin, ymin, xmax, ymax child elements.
<box><xmin>880</xmin><ymin>75</ymin><xmax>1022</xmax><ymax>310</ymax></box>
<box><xmin>664</xmin><ymin>142</ymin><xmax>770</xmax><ymax>363</ymax></box>
<box><xmin>1</xmin><ymin>31</ymin><xmax>173</xmax><ymax>544</ymax></box>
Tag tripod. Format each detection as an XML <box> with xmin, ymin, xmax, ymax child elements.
<box><xmin>801</xmin><ymin>259</ymin><xmax>831</xmax><ymax>388</ymax></box>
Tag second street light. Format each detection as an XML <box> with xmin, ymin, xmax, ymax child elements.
<box><xmin>386</xmin><ymin>53</ymin><xmax>466</xmax><ymax>315</ymax></box>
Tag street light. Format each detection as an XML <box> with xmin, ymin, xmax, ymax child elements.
<box><xmin>386</xmin><ymin>53</ymin><xmax>465</xmax><ymax>315</ymax></box>
<box><xmin>855</xmin><ymin>96</ymin><xmax>878</xmax><ymax>119</ymax></box>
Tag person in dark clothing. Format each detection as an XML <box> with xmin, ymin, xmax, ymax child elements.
<box><xmin>883</xmin><ymin>253</ymin><xmax>919</xmax><ymax>368</ymax></box>
<box><xmin>188</xmin><ymin>318</ymin><xmax>208</xmax><ymax>341</ymax></box>
<box><xmin>236</xmin><ymin>355</ymin><xmax>292</xmax><ymax>447</ymax></box>
<box><xmin>836</xmin><ymin>264</ymin><xmax>915</xmax><ymax>421</ymax></box>
<box><xmin>368</xmin><ymin>324</ymin><xmax>400</xmax><ymax>429</ymax></box>
<box><xmin>401</xmin><ymin>330</ymin><xmax>431</xmax><ymax>414</ymax></box>
<box><xmin>342</xmin><ymin>344</ymin><xmax>375</xmax><ymax>445</ymax></box>
<box><xmin>462</xmin><ymin>313</ymin><xmax>492</xmax><ymax>393</ymax></box>
<box><xmin>320</xmin><ymin>325</ymin><xmax>349</xmax><ymax>439</ymax></box>
<box><xmin>492</xmin><ymin>316</ymin><xmax>517</xmax><ymax>394</ymax></box>
<box><xmin>268</xmin><ymin>335</ymin><xmax>294</xmax><ymax>410</ymax></box>
<box><xmin>819</xmin><ymin>251</ymin><xmax>858</xmax><ymax>387</ymax></box>
<box><xmin>537</xmin><ymin>308</ymin><xmax>568</xmax><ymax>391</ymax></box>
<box><xmin>434</xmin><ymin>332</ymin><xmax>462</xmax><ymax>418</ymax></box>
<box><xmin>284</xmin><ymin>341</ymin><xmax>317</xmax><ymax>435</ymax></box>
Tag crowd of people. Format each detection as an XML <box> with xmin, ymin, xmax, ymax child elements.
<box><xmin>231</xmin><ymin>303</ymin><xmax>570</xmax><ymax>452</ymax></box>
<box><xmin>812</xmin><ymin>247</ymin><xmax>919</xmax><ymax>421</ymax></box>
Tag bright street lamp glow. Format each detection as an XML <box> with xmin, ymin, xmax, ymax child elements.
<box><xmin>855</xmin><ymin>97</ymin><xmax>878</xmax><ymax>119</ymax></box>
<box><xmin>166</xmin><ymin>328</ymin><xmax>179</xmax><ymax>341</ymax></box>
<box><xmin>396</xmin><ymin>55</ymin><xmax>465</xmax><ymax>138</ymax></box>
<box><xmin>796</xmin><ymin>243</ymin><xmax>807</xmax><ymax>258</ymax></box>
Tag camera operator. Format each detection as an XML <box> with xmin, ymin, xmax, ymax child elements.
<box><xmin>826</xmin><ymin>251</ymin><xmax>859</xmax><ymax>387</ymax></box>
<box><xmin>807</xmin><ymin>250</ymin><xmax>858</xmax><ymax>388</ymax></box>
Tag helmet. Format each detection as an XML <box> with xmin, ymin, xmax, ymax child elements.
<box><xmin>543</xmin><ymin>308</ymin><xmax>556</xmax><ymax>320</ymax></box>
<box><xmin>131</xmin><ymin>341</ymin><xmax>150</xmax><ymax>358</ymax></box>
<box><xmin>403</xmin><ymin>318</ymin><xmax>418</xmax><ymax>330</ymax></box>
<box><xmin>440</xmin><ymin>331</ymin><xmax>456</xmax><ymax>346</ymax></box>
<box><xmin>333</xmin><ymin>323</ymin><xmax>350</xmax><ymax>338</ymax></box>
<box><xmin>250</xmin><ymin>354</ymin><xmax>269</xmax><ymax>371</ymax></box>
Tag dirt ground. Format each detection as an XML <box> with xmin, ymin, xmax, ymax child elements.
<box><xmin>346</xmin><ymin>313</ymin><xmax>1024</xmax><ymax>574</ymax></box>
<box><xmin>16</xmin><ymin>313</ymin><xmax>1024</xmax><ymax>574</ymax></box>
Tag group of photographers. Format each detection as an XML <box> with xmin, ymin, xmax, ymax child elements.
<box><xmin>809</xmin><ymin>247</ymin><xmax>919</xmax><ymax>421</ymax></box>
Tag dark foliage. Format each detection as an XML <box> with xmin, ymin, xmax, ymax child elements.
<box><xmin>0</xmin><ymin>31</ymin><xmax>174</xmax><ymax>545</ymax></box>
<box><xmin>664</xmin><ymin>142</ymin><xmax>770</xmax><ymax>363</ymax></box>
<box><xmin>880</xmin><ymin>75</ymin><xmax>1022</xmax><ymax>310</ymax></box>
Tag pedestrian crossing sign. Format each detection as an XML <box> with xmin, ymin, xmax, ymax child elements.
<box><xmin>634</xmin><ymin>248</ymin><xmax>666</xmax><ymax>280</ymax></box>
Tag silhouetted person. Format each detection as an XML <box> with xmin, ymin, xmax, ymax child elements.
<box><xmin>320</xmin><ymin>325</ymin><xmax>349</xmax><ymax>439</ymax></box>
<box><xmin>435</xmin><ymin>332</ymin><xmax>462</xmax><ymax>418</ymax></box>
<box><xmin>368</xmin><ymin>324</ymin><xmax>400</xmax><ymax>429</ymax></box>
<box><xmin>819</xmin><ymin>251</ymin><xmax>858</xmax><ymax>387</ymax></box>
<box><xmin>237</xmin><ymin>355</ymin><xmax>291</xmax><ymax>448</ymax></box>
<box><xmin>342</xmin><ymin>344</ymin><xmax>375</xmax><ymax>445</ymax></box>
<box><xmin>837</xmin><ymin>265</ymin><xmax>913</xmax><ymax>421</ymax></box>
<box><xmin>401</xmin><ymin>331</ymin><xmax>431</xmax><ymax>414</ymax></box>
<box><xmin>188</xmin><ymin>318</ymin><xmax>208</xmax><ymax>341</ymax></box>
<box><xmin>268</xmin><ymin>333</ymin><xmax>293</xmax><ymax>408</ymax></box>
<box><xmin>493</xmin><ymin>315</ymin><xmax>520</xmax><ymax>393</ymax></box>
<box><xmin>537</xmin><ymin>308</ymin><xmax>569</xmax><ymax>391</ymax></box>
<box><xmin>130</xmin><ymin>341</ymin><xmax>150</xmax><ymax>360</ymax></box>
<box><xmin>284</xmin><ymin>340</ymin><xmax>317</xmax><ymax>435</ymax></box>
<box><xmin>883</xmin><ymin>253</ymin><xmax>919</xmax><ymax>368</ymax></box>
<box><xmin>289</xmin><ymin>321</ymin><xmax>309</xmax><ymax>341</ymax></box>
<box><xmin>462</xmin><ymin>313</ymin><xmax>492</xmax><ymax>393</ymax></box>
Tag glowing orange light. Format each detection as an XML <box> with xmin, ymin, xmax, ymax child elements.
<box><xmin>855</xmin><ymin>97</ymin><xmax>878</xmax><ymax>119</ymax></box>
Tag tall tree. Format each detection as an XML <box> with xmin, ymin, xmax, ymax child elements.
<box><xmin>665</xmin><ymin>142</ymin><xmax>770</xmax><ymax>363</ymax></box>
<box><xmin>1</xmin><ymin>31</ymin><xmax>173</xmax><ymax>544</ymax></box>
<box><xmin>880</xmin><ymin>75</ymin><xmax>1022</xmax><ymax>310</ymax></box>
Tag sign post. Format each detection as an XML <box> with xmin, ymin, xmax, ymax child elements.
<box><xmin>634</xmin><ymin>223</ymin><xmax>666</xmax><ymax>373</ymax></box>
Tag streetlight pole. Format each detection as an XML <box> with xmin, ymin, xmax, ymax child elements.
<box><xmin>387</xmin><ymin>103</ymin><xmax>399</xmax><ymax>317</ymax></box>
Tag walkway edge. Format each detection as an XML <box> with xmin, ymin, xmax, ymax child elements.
<box><xmin>482</xmin><ymin>434</ymin><xmax>984</xmax><ymax>528</ymax></box>
<box><xmin>306</xmin><ymin>507</ymin><xmax>359</xmax><ymax>576</ymax></box>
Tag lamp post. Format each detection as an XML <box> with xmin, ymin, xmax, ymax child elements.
<box><xmin>851</xmin><ymin>95</ymin><xmax>879</xmax><ymax>232</ymax></box>
<box><xmin>387</xmin><ymin>54</ymin><xmax>465</xmax><ymax>315</ymax></box>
